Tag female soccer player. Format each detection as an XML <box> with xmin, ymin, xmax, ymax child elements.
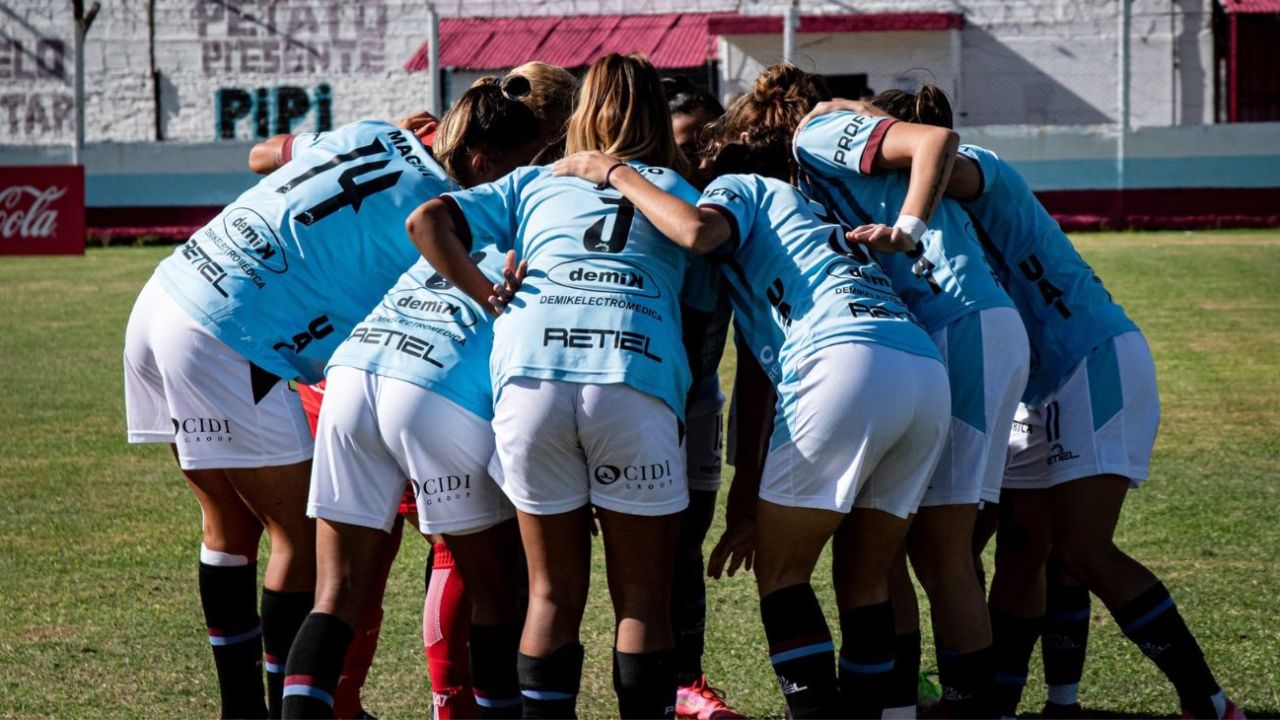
<box><xmin>553</xmin><ymin>64</ymin><xmax>956</xmax><ymax>719</ymax></box>
<box><xmin>409</xmin><ymin>53</ymin><xmax>699</xmax><ymax>718</ymax></box>
<box><xmin>783</xmin><ymin>73</ymin><xmax>1028</xmax><ymax>717</ymax></box>
<box><xmin>279</xmin><ymin>83</ymin><xmax>542</xmax><ymax>720</ymax></box>
<box><xmin>871</xmin><ymin>85</ymin><xmax>1243</xmax><ymax>720</ymax></box>
<box><xmin>122</xmin><ymin>106</ymin><xmax>482</xmax><ymax>716</ymax></box>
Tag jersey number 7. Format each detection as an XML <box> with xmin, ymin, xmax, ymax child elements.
<box><xmin>276</xmin><ymin>137</ymin><xmax>405</xmax><ymax>227</ymax></box>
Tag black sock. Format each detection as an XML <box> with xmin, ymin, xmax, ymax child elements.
<box><xmin>760</xmin><ymin>584</ymin><xmax>838</xmax><ymax>719</ymax></box>
<box><xmin>1111</xmin><ymin>582</ymin><xmax>1222</xmax><ymax>718</ymax></box>
<box><xmin>471</xmin><ymin>623</ymin><xmax>522</xmax><ymax>719</ymax></box>
<box><xmin>885</xmin><ymin>631</ymin><xmax>922</xmax><ymax>712</ymax></box>
<box><xmin>1043</xmin><ymin>580</ymin><xmax>1090</xmax><ymax>707</ymax></box>
<box><xmin>280</xmin><ymin>612</ymin><xmax>354</xmax><ymax>719</ymax></box>
<box><xmin>670</xmin><ymin>554</ymin><xmax>707</xmax><ymax>686</ymax></box>
<box><xmin>938</xmin><ymin>646</ymin><xmax>995</xmax><ymax>719</ymax></box>
<box><xmin>837</xmin><ymin>602</ymin><xmax>895</xmax><ymax>719</ymax></box>
<box><xmin>518</xmin><ymin>643</ymin><xmax>584</xmax><ymax>719</ymax></box>
<box><xmin>613</xmin><ymin>648</ymin><xmax>677</xmax><ymax>719</ymax></box>
<box><xmin>199</xmin><ymin>562</ymin><xmax>267</xmax><ymax>719</ymax></box>
<box><xmin>261</xmin><ymin>589</ymin><xmax>315</xmax><ymax>719</ymax></box>
<box><xmin>990</xmin><ymin>609</ymin><xmax>1041</xmax><ymax>718</ymax></box>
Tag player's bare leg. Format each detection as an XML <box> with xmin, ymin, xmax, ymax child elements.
<box><xmin>598</xmin><ymin>507</ymin><xmax>682</xmax><ymax>718</ymax></box>
<box><xmin>515</xmin><ymin>506</ymin><xmax>593</xmax><ymax>717</ymax></box>
<box><xmin>753</xmin><ymin>501</ymin><xmax>845</xmax><ymax>719</ymax></box>
<box><xmin>832</xmin><ymin>508</ymin><xmax>915</xmax><ymax>719</ymax></box>
<box><xmin>907</xmin><ymin>503</ymin><xmax>995</xmax><ymax>717</ymax></box>
<box><xmin>1050</xmin><ymin>475</ymin><xmax>1235</xmax><ymax>719</ymax></box>
<box><xmin>182</xmin><ymin>460</ymin><xmax>268</xmax><ymax>719</ymax></box>
<box><xmin>446</xmin><ymin>518</ymin><xmax>526</xmax><ymax>716</ymax></box>
<box><xmin>886</xmin><ymin>549</ymin><xmax>928</xmax><ymax>718</ymax></box>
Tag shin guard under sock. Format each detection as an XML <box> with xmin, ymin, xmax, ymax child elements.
<box><xmin>837</xmin><ymin>602</ymin><xmax>895</xmax><ymax>719</ymax></box>
<box><xmin>760</xmin><ymin>584</ymin><xmax>838</xmax><ymax>719</ymax></box>
<box><xmin>261</xmin><ymin>589</ymin><xmax>314</xmax><ymax>718</ymax></box>
<box><xmin>1043</xmin><ymin>580</ymin><xmax>1090</xmax><ymax>708</ymax></box>
<box><xmin>613</xmin><ymin>648</ymin><xmax>676</xmax><ymax>719</ymax></box>
<box><xmin>885</xmin><ymin>631</ymin><xmax>922</xmax><ymax>717</ymax></box>
<box><xmin>199</xmin><ymin>561</ymin><xmax>267</xmax><ymax>719</ymax></box>
<box><xmin>333</xmin><ymin>605</ymin><xmax>383</xmax><ymax>719</ymax></box>
<box><xmin>990</xmin><ymin>610</ymin><xmax>1041</xmax><ymax>718</ymax></box>
<box><xmin>1111</xmin><ymin>583</ymin><xmax>1223</xmax><ymax>718</ymax></box>
<box><xmin>425</xmin><ymin>542</ymin><xmax>476</xmax><ymax>718</ymax></box>
<box><xmin>937</xmin><ymin>646</ymin><xmax>995</xmax><ymax>719</ymax></box>
<box><xmin>281</xmin><ymin>612</ymin><xmax>354</xmax><ymax>719</ymax></box>
<box><xmin>470</xmin><ymin>623</ymin><xmax>522</xmax><ymax>719</ymax></box>
<box><xmin>671</xmin><ymin>554</ymin><xmax>708</xmax><ymax>686</ymax></box>
<box><xmin>518</xmin><ymin>643</ymin><xmax>584</xmax><ymax>719</ymax></box>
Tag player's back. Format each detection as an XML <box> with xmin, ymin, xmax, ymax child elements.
<box><xmin>155</xmin><ymin>120</ymin><xmax>453</xmax><ymax>383</ymax></box>
<box><xmin>959</xmin><ymin>144</ymin><xmax>1136</xmax><ymax>404</ymax></box>
<box><xmin>704</xmin><ymin>173</ymin><xmax>939</xmax><ymax>385</ymax></box>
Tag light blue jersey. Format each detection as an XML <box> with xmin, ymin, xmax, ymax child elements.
<box><xmin>153</xmin><ymin>120</ymin><xmax>452</xmax><ymax>384</ymax></box>
<box><xmin>700</xmin><ymin>174</ymin><xmax>941</xmax><ymax>445</ymax></box>
<box><xmin>443</xmin><ymin>163</ymin><xmax>698</xmax><ymax>419</ymax></box>
<box><xmin>959</xmin><ymin>144</ymin><xmax>1137</xmax><ymax>405</ymax></box>
<box><xmin>325</xmin><ymin>248</ymin><xmax>503</xmax><ymax>420</ymax></box>
<box><xmin>794</xmin><ymin>112</ymin><xmax>1012</xmax><ymax>333</ymax></box>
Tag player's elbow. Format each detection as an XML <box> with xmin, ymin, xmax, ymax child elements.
<box><xmin>247</xmin><ymin>144</ymin><xmax>278</xmax><ymax>174</ymax></box>
<box><xmin>406</xmin><ymin>199</ymin><xmax>453</xmax><ymax>258</ymax></box>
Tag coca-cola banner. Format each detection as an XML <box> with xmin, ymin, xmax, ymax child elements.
<box><xmin>0</xmin><ymin>166</ymin><xmax>85</xmax><ymax>256</ymax></box>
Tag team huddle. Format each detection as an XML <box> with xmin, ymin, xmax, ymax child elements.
<box><xmin>123</xmin><ymin>53</ymin><xmax>1241</xmax><ymax>720</ymax></box>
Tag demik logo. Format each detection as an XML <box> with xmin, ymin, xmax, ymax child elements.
<box><xmin>172</xmin><ymin>417</ymin><xmax>233</xmax><ymax>443</ymax></box>
<box><xmin>223</xmin><ymin>207</ymin><xmax>288</xmax><ymax>273</ymax></box>
<box><xmin>546</xmin><ymin>258</ymin><xmax>659</xmax><ymax>298</ymax></box>
<box><xmin>384</xmin><ymin>289</ymin><xmax>479</xmax><ymax>327</ymax></box>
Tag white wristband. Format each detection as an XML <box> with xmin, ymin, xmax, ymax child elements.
<box><xmin>893</xmin><ymin>214</ymin><xmax>928</xmax><ymax>243</ymax></box>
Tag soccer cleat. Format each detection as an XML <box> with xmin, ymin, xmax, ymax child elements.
<box><xmin>676</xmin><ymin>675</ymin><xmax>746</xmax><ymax>719</ymax></box>
<box><xmin>1181</xmin><ymin>699</ymin><xmax>1246</xmax><ymax>720</ymax></box>
<box><xmin>1041</xmin><ymin>701</ymin><xmax>1085</xmax><ymax>719</ymax></box>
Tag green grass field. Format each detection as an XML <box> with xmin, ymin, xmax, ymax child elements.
<box><xmin>1</xmin><ymin>232</ymin><xmax>1278</xmax><ymax>718</ymax></box>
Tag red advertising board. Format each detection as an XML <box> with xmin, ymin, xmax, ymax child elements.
<box><xmin>0</xmin><ymin>165</ymin><xmax>85</xmax><ymax>256</ymax></box>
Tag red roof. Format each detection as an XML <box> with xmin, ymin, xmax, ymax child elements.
<box><xmin>707</xmin><ymin>12</ymin><xmax>964</xmax><ymax>35</ymax></box>
<box><xmin>1222</xmin><ymin>0</ymin><xmax>1280</xmax><ymax>12</ymax></box>
<box><xmin>406</xmin><ymin>13</ymin><xmax>732</xmax><ymax>71</ymax></box>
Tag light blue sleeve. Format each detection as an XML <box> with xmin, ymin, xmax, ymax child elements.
<box><xmin>958</xmin><ymin>144</ymin><xmax>1003</xmax><ymax>198</ymax></box>
<box><xmin>443</xmin><ymin>166</ymin><xmax>540</xmax><ymax>253</ymax></box>
<box><xmin>698</xmin><ymin>174</ymin><xmax>759</xmax><ymax>249</ymax></box>
<box><xmin>793</xmin><ymin>111</ymin><xmax>898</xmax><ymax>178</ymax></box>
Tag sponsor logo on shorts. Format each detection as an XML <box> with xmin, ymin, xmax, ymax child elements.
<box><xmin>223</xmin><ymin>207</ymin><xmax>288</xmax><ymax>274</ymax></box>
<box><xmin>1011</xmin><ymin>420</ymin><xmax>1033</xmax><ymax>434</ymax></box>
<box><xmin>593</xmin><ymin>460</ymin><xmax>677</xmax><ymax>492</ymax></box>
<box><xmin>1046</xmin><ymin>442</ymin><xmax>1080</xmax><ymax>466</ymax></box>
<box><xmin>409</xmin><ymin>474</ymin><xmax>472</xmax><ymax>505</ymax></box>
<box><xmin>384</xmin><ymin>290</ymin><xmax>479</xmax><ymax>327</ymax></box>
<box><xmin>172</xmin><ymin>416</ymin><xmax>233</xmax><ymax>443</ymax></box>
<box><xmin>545</xmin><ymin>258</ymin><xmax>659</xmax><ymax>298</ymax></box>
<box><xmin>542</xmin><ymin>327</ymin><xmax>662</xmax><ymax>363</ymax></box>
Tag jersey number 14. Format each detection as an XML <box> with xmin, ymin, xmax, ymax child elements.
<box><xmin>276</xmin><ymin>137</ymin><xmax>405</xmax><ymax>226</ymax></box>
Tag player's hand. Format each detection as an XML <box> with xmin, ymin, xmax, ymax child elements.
<box><xmin>552</xmin><ymin>151</ymin><xmax>622</xmax><ymax>186</ymax></box>
<box><xmin>396</xmin><ymin>110</ymin><xmax>439</xmax><ymax>140</ymax></box>
<box><xmin>799</xmin><ymin>98</ymin><xmax>886</xmax><ymax>131</ymax></box>
<box><xmin>847</xmin><ymin>223</ymin><xmax>918</xmax><ymax>254</ymax></box>
<box><xmin>487</xmin><ymin>249</ymin><xmax>528</xmax><ymax>314</ymax></box>
<box><xmin>707</xmin><ymin>517</ymin><xmax>756</xmax><ymax>580</ymax></box>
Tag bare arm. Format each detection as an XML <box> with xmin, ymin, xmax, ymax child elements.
<box><xmin>552</xmin><ymin>151</ymin><xmax>731</xmax><ymax>255</ymax></box>
<box><xmin>248</xmin><ymin>134</ymin><xmax>290</xmax><ymax>174</ymax></box>
<box><xmin>873</xmin><ymin>122</ymin><xmax>959</xmax><ymax>223</ymax></box>
<box><xmin>405</xmin><ymin>199</ymin><xmax>518</xmax><ymax>316</ymax></box>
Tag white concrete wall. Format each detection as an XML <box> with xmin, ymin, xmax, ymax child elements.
<box><xmin>0</xmin><ymin>0</ymin><xmax>1228</xmax><ymax>150</ymax></box>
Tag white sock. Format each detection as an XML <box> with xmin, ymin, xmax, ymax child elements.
<box><xmin>200</xmin><ymin>543</ymin><xmax>250</xmax><ymax>567</ymax></box>
<box><xmin>1210</xmin><ymin>691</ymin><xmax>1227</xmax><ymax>719</ymax></box>
<box><xmin>881</xmin><ymin>706</ymin><xmax>916</xmax><ymax>719</ymax></box>
<box><xmin>1047</xmin><ymin>683</ymin><xmax>1080</xmax><ymax>706</ymax></box>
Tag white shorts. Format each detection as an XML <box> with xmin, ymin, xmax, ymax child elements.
<box><xmin>308</xmin><ymin>366</ymin><xmax>513</xmax><ymax>535</ymax></box>
<box><xmin>685</xmin><ymin>404</ymin><xmax>724</xmax><ymax>492</ymax></box>
<box><xmin>490</xmin><ymin>379</ymin><xmax>688</xmax><ymax>517</ymax></box>
<box><xmin>123</xmin><ymin>276</ymin><xmax>313</xmax><ymax>471</ymax></box>
<box><xmin>922</xmin><ymin>307</ymin><xmax>1030</xmax><ymax>507</ymax></box>
<box><xmin>1004</xmin><ymin>331</ymin><xmax>1159</xmax><ymax>490</ymax></box>
<box><xmin>761</xmin><ymin>343</ymin><xmax>950</xmax><ymax>519</ymax></box>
